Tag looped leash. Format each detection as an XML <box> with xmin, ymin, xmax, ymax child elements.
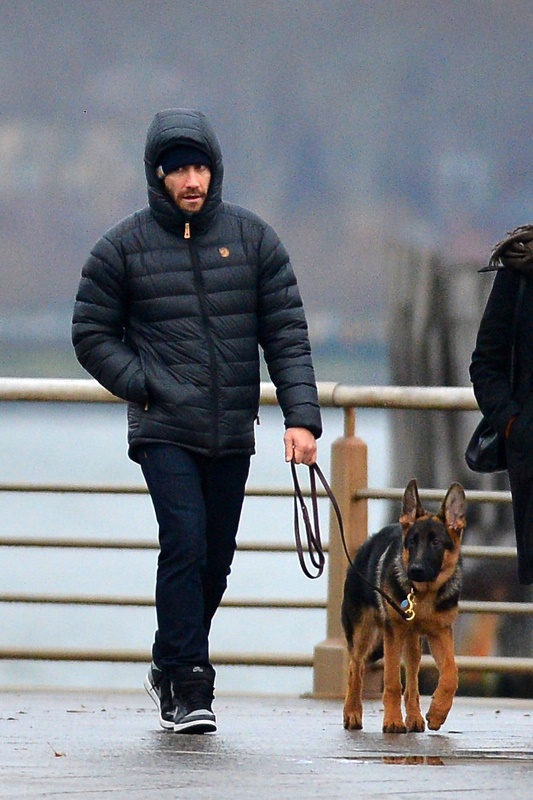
<box><xmin>290</xmin><ymin>460</ymin><xmax>326</xmax><ymax>578</ymax></box>
<box><xmin>290</xmin><ymin>460</ymin><xmax>412</xmax><ymax>620</ymax></box>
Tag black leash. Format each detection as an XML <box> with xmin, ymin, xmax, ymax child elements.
<box><xmin>290</xmin><ymin>460</ymin><xmax>411</xmax><ymax>620</ymax></box>
<box><xmin>290</xmin><ymin>460</ymin><xmax>326</xmax><ymax>579</ymax></box>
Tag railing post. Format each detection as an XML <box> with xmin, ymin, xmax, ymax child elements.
<box><xmin>312</xmin><ymin>408</ymin><xmax>368</xmax><ymax>698</ymax></box>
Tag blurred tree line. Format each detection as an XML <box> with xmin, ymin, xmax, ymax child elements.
<box><xmin>2</xmin><ymin>0</ymin><xmax>533</xmax><ymax>365</ymax></box>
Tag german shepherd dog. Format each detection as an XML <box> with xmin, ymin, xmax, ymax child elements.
<box><xmin>342</xmin><ymin>479</ymin><xmax>466</xmax><ymax>733</ymax></box>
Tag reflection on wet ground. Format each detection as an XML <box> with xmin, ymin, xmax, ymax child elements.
<box><xmin>2</xmin><ymin>692</ymin><xmax>533</xmax><ymax>798</ymax></box>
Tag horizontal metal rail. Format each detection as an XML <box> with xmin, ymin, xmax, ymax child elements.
<box><xmin>0</xmin><ymin>647</ymin><xmax>313</xmax><ymax>668</ymax></box>
<box><xmin>420</xmin><ymin>655</ymin><xmax>533</xmax><ymax>675</ymax></box>
<box><xmin>0</xmin><ymin>593</ymin><xmax>326</xmax><ymax>609</ymax></box>
<box><xmin>356</xmin><ymin>487</ymin><xmax>512</xmax><ymax>504</ymax></box>
<box><xmin>461</xmin><ymin>545</ymin><xmax>517</xmax><ymax>559</ymax></box>
<box><xmin>0</xmin><ymin>482</ymin><xmax>326</xmax><ymax>498</ymax></box>
<box><xmin>459</xmin><ymin>601</ymin><xmax>533</xmax><ymax>615</ymax></box>
<box><xmin>0</xmin><ymin>377</ymin><xmax>479</xmax><ymax>409</ymax></box>
<box><xmin>0</xmin><ymin>593</ymin><xmax>530</xmax><ymax>616</ymax></box>
<box><xmin>0</xmin><ymin>482</ymin><xmax>511</xmax><ymax>505</ymax></box>
<box><xmin>0</xmin><ymin>645</ymin><xmax>531</xmax><ymax>675</ymax></box>
<box><xmin>0</xmin><ymin>537</ymin><xmax>322</xmax><ymax>552</ymax></box>
<box><xmin>1</xmin><ymin>378</ymin><xmax>529</xmax><ymax>688</ymax></box>
<box><xmin>0</xmin><ymin>537</ymin><xmax>517</xmax><ymax>562</ymax></box>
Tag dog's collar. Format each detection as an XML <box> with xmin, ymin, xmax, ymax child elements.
<box><xmin>400</xmin><ymin>588</ymin><xmax>416</xmax><ymax>621</ymax></box>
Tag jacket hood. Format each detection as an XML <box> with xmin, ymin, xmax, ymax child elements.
<box><xmin>144</xmin><ymin>108</ymin><xmax>224</xmax><ymax>234</ymax></box>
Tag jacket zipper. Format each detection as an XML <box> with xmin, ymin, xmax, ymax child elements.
<box><xmin>184</xmin><ymin>222</ymin><xmax>191</xmax><ymax>239</ymax></box>
<box><xmin>187</xmin><ymin>235</ymin><xmax>220</xmax><ymax>455</ymax></box>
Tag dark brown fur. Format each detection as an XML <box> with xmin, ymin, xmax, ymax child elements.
<box><xmin>341</xmin><ymin>479</ymin><xmax>466</xmax><ymax>733</ymax></box>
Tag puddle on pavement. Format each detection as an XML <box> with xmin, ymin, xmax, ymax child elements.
<box><xmin>382</xmin><ymin>756</ymin><xmax>445</xmax><ymax>765</ymax></box>
<box><xmin>336</xmin><ymin>752</ymin><xmax>533</xmax><ymax>765</ymax></box>
<box><xmin>336</xmin><ymin>755</ymin><xmax>444</xmax><ymax>766</ymax></box>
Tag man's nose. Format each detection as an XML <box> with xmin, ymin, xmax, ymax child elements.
<box><xmin>184</xmin><ymin>168</ymin><xmax>201</xmax><ymax>186</ymax></box>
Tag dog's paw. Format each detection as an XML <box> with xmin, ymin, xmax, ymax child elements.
<box><xmin>425</xmin><ymin>707</ymin><xmax>447</xmax><ymax>731</ymax></box>
<box><xmin>343</xmin><ymin>711</ymin><xmax>363</xmax><ymax>730</ymax></box>
<box><xmin>382</xmin><ymin>718</ymin><xmax>407</xmax><ymax>734</ymax></box>
<box><xmin>406</xmin><ymin>715</ymin><xmax>426</xmax><ymax>733</ymax></box>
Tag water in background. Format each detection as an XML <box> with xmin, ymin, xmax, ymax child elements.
<box><xmin>0</xmin><ymin>403</ymin><xmax>391</xmax><ymax>694</ymax></box>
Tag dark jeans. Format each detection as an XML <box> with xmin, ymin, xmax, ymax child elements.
<box><xmin>139</xmin><ymin>444</ymin><xmax>251</xmax><ymax>671</ymax></box>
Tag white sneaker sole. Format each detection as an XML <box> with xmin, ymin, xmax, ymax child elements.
<box><xmin>174</xmin><ymin>710</ymin><xmax>217</xmax><ymax>734</ymax></box>
<box><xmin>143</xmin><ymin>673</ymin><xmax>174</xmax><ymax>731</ymax></box>
<box><xmin>143</xmin><ymin>674</ymin><xmax>159</xmax><ymax>707</ymax></box>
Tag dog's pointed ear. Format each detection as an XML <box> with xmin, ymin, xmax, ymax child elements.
<box><xmin>441</xmin><ymin>482</ymin><xmax>466</xmax><ymax>535</ymax></box>
<box><xmin>400</xmin><ymin>479</ymin><xmax>424</xmax><ymax>527</ymax></box>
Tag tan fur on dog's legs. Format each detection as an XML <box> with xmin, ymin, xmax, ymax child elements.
<box><xmin>343</xmin><ymin>613</ymin><xmax>379</xmax><ymax>730</ymax></box>
<box><xmin>402</xmin><ymin>632</ymin><xmax>425</xmax><ymax>732</ymax></box>
<box><xmin>343</xmin><ymin>656</ymin><xmax>365</xmax><ymax>730</ymax></box>
<box><xmin>382</xmin><ymin>628</ymin><xmax>407</xmax><ymax>733</ymax></box>
<box><xmin>425</xmin><ymin>627</ymin><xmax>458</xmax><ymax>730</ymax></box>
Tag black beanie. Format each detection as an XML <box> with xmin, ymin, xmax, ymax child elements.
<box><xmin>156</xmin><ymin>145</ymin><xmax>212</xmax><ymax>179</ymax></box>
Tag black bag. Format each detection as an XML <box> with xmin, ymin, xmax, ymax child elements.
<box><xmin>465</xmin><ymin>273</ymin><xmax>526</xmax><ymax>473</ymax></box>
<box><xmin>465</xmin><ymin>416</ymin><xmax>507</xmax><ymax>473</ymax></box>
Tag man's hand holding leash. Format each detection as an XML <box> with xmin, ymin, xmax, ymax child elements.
<box><xmin>284</xmin><ymin>427</ymin><xmax>317</xmax><ymax>465</ymax></box>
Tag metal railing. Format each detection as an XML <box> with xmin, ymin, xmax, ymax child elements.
<box><xmin>1</xmin><ymin>377</ymin><xmax>531</xmax><ymax>696</ymax></box>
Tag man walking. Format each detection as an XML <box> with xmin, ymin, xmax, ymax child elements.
<box><xmin>72</xmin><ymin>108</ymin><xmax>322</xmax><ymax>733</ymax></box>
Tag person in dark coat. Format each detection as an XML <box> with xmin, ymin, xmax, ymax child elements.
<box><xmin>470</xmin><ymin>226</ymin><xmax>533</xmax><ymax>586</ymax></box>
<box><xmin>72</xmin><ymin>108</ymin><xmax>322</xmax><ymax>733</ymax></box>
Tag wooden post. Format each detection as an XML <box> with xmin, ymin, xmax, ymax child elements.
<box><xmin>312</xmin><ymin>408</ymin><xmax>368</xmax><ymax>698</ymax></box>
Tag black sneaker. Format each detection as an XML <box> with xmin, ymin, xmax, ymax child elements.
<box><xmin>143</xmin><ymin>662</ymin><xmax>175</xmax><ymax>730</ymax></box>
<box><xmin>171</xmin><ymin>665</ymin><xmax>217</xmax><ymax>734</ymax></box>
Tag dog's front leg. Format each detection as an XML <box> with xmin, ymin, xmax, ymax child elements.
<box><xmin>402</xmin><ymin>632</ymin><xmax>425</xmax><ymax>732</ymax></box>
<box><xmin>382</xmin><ymin>627</ymin><xmax>407</xmax><ymax>733</ymax></box>
<box><xmin>425</xmin><ymin>627</ymin><xmax>458</xmax><ymax>730</ymax></box>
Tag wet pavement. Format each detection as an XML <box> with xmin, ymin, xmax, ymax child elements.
<box><xmin>1</xmin><ymin>689</ymin><xmax>533</xmax><ymax>798</ymax></box>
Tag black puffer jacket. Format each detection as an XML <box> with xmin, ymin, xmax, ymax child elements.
<box><xmin>72</xmin><ymin>108</ymin><xmax>322</xmax><ymax>461</ymax></box>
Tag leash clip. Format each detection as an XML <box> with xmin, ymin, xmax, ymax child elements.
<box><xmin>401</xmin><ymin>589</ymin><xmax>416</xmax><ymax>622</ymax></box>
